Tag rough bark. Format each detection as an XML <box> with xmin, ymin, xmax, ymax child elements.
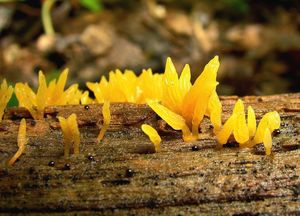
<box><xmin>0</xmin><ymin>93</ymin><xmax>299</xmax><ymax>215</ymax></box>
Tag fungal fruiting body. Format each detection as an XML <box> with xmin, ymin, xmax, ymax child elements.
<box><xmin>0</xmin><ymin>79</ymin><xmax>13</xmax><ymax>122</ymax></box>
<box><xmin>247</xmin><ymin>111</ymin><xmax>280</xmax><ymax>155</ymax></box>
<box><xmin>58</xmin><ymin>113</ymin><xmax>80</xmax><ymax>157</ymax></box>
<box><xmin>3</xmin><ymin>56</ymin><xmax>280</xmax><ymax>157</ymax></box>
<box><xmin>216</xmin><ymin>99</ymin><xmax>280</xmax><ymax>155</ymax></box>
<box><xmin>97</xmin><ymin>101</ymin><xmax>111</xmax><ymax>141</ymax></box>
<box><xmin>87</xmin><ymin>69</ymin><xmax>163</xmax><ymax>103</ymax></box>
<box><xmin>15</xmin><ymin>69</ymin><xmax>87</xmax><ymax>120</ymax></box>
<box><xmin>148</xmin><ymin>56</ymin><xmax>220</xmax><ymax>141</ymax></box>
<box><xmin>8</xmin><ymin>118</ymin><xmax>27</xmax><ymax>166</ymax></box>
<box><xmin>141</xmin><ymin>124</ymin><xmax>161</xmax><ymax>152</ymax></box>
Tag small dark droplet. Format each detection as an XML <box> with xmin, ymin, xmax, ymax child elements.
<box><xmin>273</xmin><ymin>129</ymin><xmax>281</xmax><ymax>135</ymax></box>
<box><xmin>209</xmin><ymin>125</ymin><xmax>214</xmax><ymax>129</ymax></box>
<box><xmin>48</xmin><ymin>161</ymin><xmax>55</xmax><ymax>167</ymax></box>
<box><xmin>88</xmin><ymin>155</ymin><xmax>94</xmax><ymax>161</ymax></box>
<box><xmin>191</xmin><ymin>145</ymin><xmax>199</xmax><ymax>151</ymax></box>
<box><xmin>30</xmin><ymin>120</ymin><xmax>36</xmax><ymax>126</ymax></box>
<box><xmin>84</xmin><ymin>105</ymin><xmax>90</xmax><ymax>110</ymax></box>
<box><xmin>64</xmin><ymin>163</ymin><xmax>71</xmax><ymax>170</ymax></box>
<box><xmin>258</xmin><ymin>97</ymin><xmax>263</xmax><ymax>102</ymax></box>
<box><xmin>125</xmin><ymin>169</ymin><xmax>134</xmax><ymax>177</ymax></box>
<box><xmin>281</xmin><ymin>123</ymin><xmax>287</xmax><ymax>127</ymax></box>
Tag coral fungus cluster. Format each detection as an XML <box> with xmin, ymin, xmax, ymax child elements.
<box><xmin>15</xmin><ymin>69</ymin><xmax>89</xmax><ymax>120</ymax></box>
<box><xmin>1</xmin><ymin>55</ymin><xmax>281</xmax><ymax>166</ymax></box>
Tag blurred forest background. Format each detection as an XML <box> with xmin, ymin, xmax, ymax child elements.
<box><xmin>0</xmin><ymin>0</ymin><xmax>299</xmax><ymax>104</ymax></box>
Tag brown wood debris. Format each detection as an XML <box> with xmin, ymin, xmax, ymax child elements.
<box><xmin>0</xmin><ymin>93</ymin><xmax>299</xmax><ymax>215</ymax></box>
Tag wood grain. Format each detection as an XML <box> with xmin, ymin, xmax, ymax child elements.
<box><xmin>0</xmin><ymin>93</ymin><xmax>299</xmax><ymax>215</ymax></box>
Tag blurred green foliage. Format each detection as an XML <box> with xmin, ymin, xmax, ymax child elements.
<box><xmin>79</xmin><ymin>0</ymin><xmax>103</xmax><ymax>12</ymax></box>
<box><xmin>45</xmin><ymin>69</ymin><xmax>61</xmax><ymax>84</ymax></box>
<box><xmin>222</xmin><ymin>0</ymin><xmax>249</xmax><ymax>14</ymax></box>
<box><xmin>6</xmin><ymin>70</ymin><xmax>62</xmax><ymax>108</ymax></box>
<box><xmin>7</xmin><ymin>82</ymin><xmax>18</xmax><ymax>107</ymax></box>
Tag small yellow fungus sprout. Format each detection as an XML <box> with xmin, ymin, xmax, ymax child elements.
<box><xmin>248</xmin><ymin>111</ymin><xmax>280</xmax><ymax>155</ymax></box>
<box><xmin>80</xmin><ymin>90</ymin><xmax>94</xmax><ymax>105</ymax></box>
<box><xmin>97</xmin><ymin>101</ymin><xmax>111</xmax><ymax>141</ymax></box>
<box><xmin>148</xmin><ymin>56</ymin><xmax>220</xmax><ymax>141</ymax></box>
<box><xmin>58</xmin><ymin>114</ymin><xmax>80</xmax><ymax>157</ymax></box>
<box><xmin>87</xmin><ymin>69</ymin><xmax>163</xmax><ymax>103</ymax></box>
<box><xmin>141</xmin><ymin>124</ymin><xmax>161</xmax><ymax>152</ymax></box>
<box><xmin>0</xmin><ymin>79</ymin><xmax>13</xmax><ymax>122</ymax></box>
<box><xmin>15</xmin><ymin>69</ymin><xmax>82</xmax><ymax>119</ymax></box>
<box><xmin>216</xmin><ymin>99</ymin><xmax>280</xmax><ymax>155</ymax></box>
<box><xmin>8</xmin><ymin>118</ymin><xmax>27</xmax><ymax>166</ymax></box>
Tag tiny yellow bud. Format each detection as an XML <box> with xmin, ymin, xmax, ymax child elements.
<box><xmin>58</xmin><ymin>114</ymin><xmax>80</xmax><ymax>157</ymax></box>
<box><xmin>141</xmin><ymin>124</ymin><xmax>161</xmax><ymax>152</ymax></box>
<box><xmin>8</xmin><ymin>118</ymin><xmax>27</xmax><ymax>166</ymax></box>
<box><xmin>97</xmin><ymin>101</ymin><xmax>111</xmax><ymax>141</ymax></box>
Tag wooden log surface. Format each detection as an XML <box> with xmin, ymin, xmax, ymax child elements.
<box><xmin>0</xmin><ymin>93</ymin><xmax>299</xmax><ymax>215</ymax></box>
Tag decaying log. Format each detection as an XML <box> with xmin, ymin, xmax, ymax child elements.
<box><xmin>0</xmin><ymin>93</ymin><xmax>299</xmax><ymax>215</ymax></box>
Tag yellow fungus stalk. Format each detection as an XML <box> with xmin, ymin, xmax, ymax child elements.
<box><xmin>216</xmin><ymin>98</ymin><xmax>280</xmax><ymax>155</ymax></box>
<box><xmin>216</xmin><ymin>114</ymin><xmax>236</xmax><ymax>145</ymax></box>
<box><xmin>232</xmin><ymin>100</ymin><xmax>249</xmax><ymax>144</ymax></box>
<box><xmin>58</xmin><ymin>113</ymin><xmax>80</xmax><ymax>157</ymax></box>
<box><xmin>97</xmin><ymin>101</ymin><xmax>111</xmax><ymax>141</ymax></box>
<box><xmin>148</xmin><ymin>56</ymin><xmax>220</xmax><ymax>141</ymax></box>
<box><xmin>247</xmin><ymin>106</ymin><xmax>256</xmax><ymax>138</ymax></box>
<box><xmin>8</xmin><ymin>119</ymin><xmax>27</xmax><ymax>166</ymax></box>
<box><xmin>0</xmin><ymin>79</ymin><xmax>13</xmax><ymax>122</ymax></box>
<box><xmin>141</xmin><ymin>124</ymin><xmax>161</xmax><ymax>152</ymax></box>
<box><xmin>207</xmin><ymin>91</ymin><xmax>222</xmax><ymax>133</ymax></box>
<box><xmin>15</xmin><ymin>69</ymin><xmax>82</xmax><ymax>120</ymax></box>
<box><xmin>263</xmin><ymin>128</ymin><xmax>272</xmax><ymax>155</ymax></box>
<box><xmin>251</xmin><ymin>111</ymin><xmax>280</xmax><ymax>148</ymax></box>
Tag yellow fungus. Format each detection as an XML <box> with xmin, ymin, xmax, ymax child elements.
<box><xmin>141</xmin><ymin>124</ymin><xmax>161</xmax><ymax>152</ymax></box>
<box><xmin>252</xmin><ymin>111</ymin><xmax>280</xmax><ymax>146</ymax></box>
<box><xmin>216</xmin><ymin>114</ymin><xmax>236</xmax><ymax>145</ymax></box>
<box><xmin>8</xmin><ymin>118</ymin><xmax>27</xmax><ymax>166</ymax></box>
<box><xmin>148</xmin><ymin>56</ymin><xmax>220</xmax><ymax>141</ymax></box>
<box><xmin>217</xmin><ymin>99</ymin><xmax>251</xmax><ymax>144</ymax></box>
<box><xmin>263</xmin><ymin>128</ymin><xmax>272</xmax><ymax>155</ymax></box>
<box><xmin>216</xmin><ymin>98</ymin><xmax>280</xmax><ymax>155</ymax></box>
<box><xmin>232</xmin><ymin>100</ymin><xmax>249</xmax><ymax>144</ymax></box>
<box><xmin>207</xmin><ymin>91</ymin><xmax>222</xmax><ymax>133</ymax></box>
<box><xmin>80</xmin><ymin>91</ymin><xmax>94</xmax><ymax>105</ymax></box>
<box><xmin>87</xmin><ymin>69</ymin><xmax>163</xmax><ymax>104</ymax></box>
<box><xmin>9</xmin><ymin>56</ymin><xmax>281</xmax><ymax>156</ymax></box>
<box><xmin>247</xmin><ymin>106</ymin><xmax>256</xmax><ymax>138</ymax></box>
<box><xmin>97</xmin><ymin>101</ymin><xmax>111</xmax><ymax>141</ymax></box>
<box><xmin>0</xmin><ymin>79</ymin><xmax>13</xmax><ymax>122</ymax></box>
<box><xmin>58</xmin><ymin>113</ymin><xmax>80</xmax><ymax>157</ymax></box>
<box><xmin>15</xmin><ymin>69</ymin><xmax>82</xmax><ymax>119</ymax></box>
